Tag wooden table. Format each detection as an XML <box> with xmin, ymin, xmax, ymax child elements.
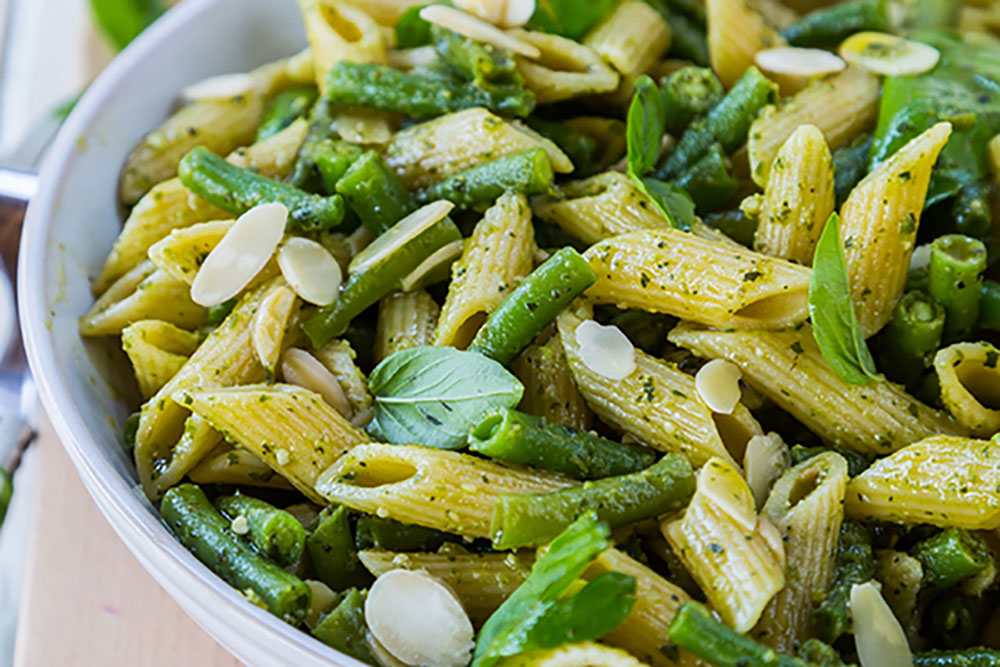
<box><xmin>13</xmin><ymin>420</ymin><xmax>242</xmax><ymax>666</ymax></box>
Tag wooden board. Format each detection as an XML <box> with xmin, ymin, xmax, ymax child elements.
<box><xmin>13</xmin><ymin>420</ymin><xmax>243</xmax><ymax>666</ymax></box>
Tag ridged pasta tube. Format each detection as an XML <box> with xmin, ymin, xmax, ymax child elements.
<box><xmin>582</xmin><ymin>229</ymin><xmax>812</xmax><ymax>330</ymax></box>
<box><xmin>558</xmin><ymin>310</ymin><xmax>762</xmax><ymax>468</ymax></box>
<box><xmin>753</xmin><ymin>124</ymin><xmax>835</xmax><ymax>265</ymax></box>
<box><xmin>706</xmin><ymin>0</ymin><xmax>786</xmax><ymax>88</ymax></box>
<box><xmin>375</xmin><ymin>290</ymin><xmax>440</xmax><ymax>364</ymax></box>
<box><xmin>583</xmin><ymin>1</ymin><xmax>671</xmax><ymax>102</ymax></box>
<box><xmin>315</xmin><ymin>443</ymin><xmax>573</xmax><ymax>539</ymax></box>
<box><xmin>148</xmin><ymin>218</ymin><xmax>279</xmax><ymax>288</ymax></box>
<box><xmin>121</xmin><ymin>320</ymin><xmax>201</xmax><ymax>399</ymax></box>
<box><xmin>188</xmin><ymin>445</ymin><xmax>294</xmax><ymax>490</ymax></box>
<box><xmin>511</xmin><ymin>30</ymin><xmax>619</xmax><ymax>104</ymax></box>
<box><xmin>669</xmin><ymin>323</ymin><xmax>963</xmax><ymax>455</ymax></box>
<box><xmin>842</xmin><ymin>122</ymin><xmax>952</xmax><ymax>337</ymax></box>
<box><xmin>435</xmin><ymin>192</ymin><xmax>535</xmax><ymax>348</ymax></box>
<box><xmin>251</xmin><ymin>285</ymin><xmax>300</xmax><ymax>377</ymax></box>
<box><xmin>933</xmin><ymin>342</ymin><xmax>1000</xmax><ymax>438</ymax></box>
<box><xmin>512</xmin><ymin>336</ymin><xmax>592</xmax><ymax>431</ymax></box>
<box><xmin>298</xmin><ymin>0</ymin><xmax>388</xmax><ymax>94</ymax></box>
<box><xmin>845</xmin><ymin>435</ymin><xmax>1000</xmax><ymax>530</ymax></box>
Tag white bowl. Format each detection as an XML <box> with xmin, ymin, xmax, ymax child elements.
<box><xmin>19</xmin><ymin>1</ymin><xmax>366</xmax><ymax>665</ymax></box>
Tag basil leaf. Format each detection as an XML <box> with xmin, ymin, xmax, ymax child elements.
<box><xmin>368</xmin><ymin>346</ymin><xmax>524</xmax><ymax>450</ymax></box>
<box><xmin>527</xmin><ymin>0</ymin><xmax>619</xmax><ymax>40</ymax></box>
<box><xmin>809</xmin><ymin>213</ymin><xmax>881</xmax><ymax>385</ymax></box>
<box><xmin>640</xmin><ymin>178</ymin><xmax>696</xmax><ymax>232</ymax></box>
<box><xmin>90</xmin><ymin>0</ymin><xmax>166</xmax><ymax>51</ymax></box>
<box><xmin>473</xmin><ymin>513</ymin><xmax>633</xmax><ymax>667</ymax></box>
<box><xmin>626</xmin><ymin>75</ymin><xmax>667</xmax><ymax>179</ymax></box>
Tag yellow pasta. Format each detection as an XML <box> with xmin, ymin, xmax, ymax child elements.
<box><xmin>189</xmin><ymin>444</ymin><xmax>295</xmax><ymax>490</ymax></box>
<box><xmin>375</xmin><ymin>289</ymin><xmax>440</xmax><ymax>363</ymax></box>
<box><xmin>435</xmin><ymin>192</ymin><xmax>535</xmax><ymax>348</ymax></box>
<box><xmin>512</xmin><ymin>30</ymin><xmax>619</xmax><ymax>104</ymax></box>
<box><xmin>513</xmin><ymin>336</ymin><xmax>592</xmax><ymax>431</ymax></box>
<box><xmin>558</xmin><ymin>310</ymin><xmax>761</xmax><ymax>468</ymax></box>
<box><xmin>184</xmin><ymin>383</ymin><xmax>370</xmax><ymax>504</ymax></box>
<box><xmin>383</xmin><ymin>107</ymin><xmax>573</xmax><ymax>189</ymax></box>
<box><xmin>842</xmin><ymin>122</ymin><xmax>952</xmax><ymax>337</ymax></box>
<box><xmin>121</xmin><ymin>320</ymin><xmax>202</xmax><ymax>398</ymax></box>
<box><xmin>988</xmin><ymin>134</ymin><xmax>1000</xmax><ymax>187</ymax></box>
<box><xmin>345</xmin><ymin>0</ymin><xmax>424</xmax><ymax>24</ymax></box>
<box><xmin>933</xmin><ymin>342</ymin><xmax>1000</xmax><ymax>437</ymax></box>
<box><xmin>583</xmin><ymin>1</ymin><xmax>671</xmax><ymax>102</ymax></box>
<box><xmin>752</xmin><ymin>453</ymin><xmax>848</xmax><ymax>652</ymax></box>
<box><xmin>748</xmin><ymin>67</ymin><xmax>881</xmax><ymax>186</ymax></box>
<box><xmin>707</xmin><ymin>0</ymin><xmax>785</xmax><ymax>88</ymax></box>
<box><xmin>873</xmin><ymin>549</ymin><xmax>923</xmax><ymax>642</ymax></box>
<box><xmin>753</xmin><ymin>124</ymin><xmax>835</xmax><ymax>265</ymax></box>
<box><xmin>314</xmin><ymin>443</ymin><xmax>573</xmax><ymax>539</ymax></box>
<box><xmin>662</xmin><ymin>458</ymin><xmax>786</xmax><ymax>633</ymax></box>
<box><xmin>250</xmin><ymin>285</ymin><xmax>300</xmax><ymax>377</ymax></box>
<box><xmin>312</xmin><ymin>339</ymin><xmax>374</xmax><ymax>425</ymax></box>
<box><xmin>582</xmin><ymin>229</ymin><xmax>812</xmax><ymax>330</ymax></box>
<box><xmin>846</xmin><ymin>434</ymin><xmax>1000</xmax><ymax>529</ymax></box>
<box><xmin>496</xmin><ymin>643</ymin><xmax>649</xmax><ymax>667</ymax></box>
<box><xmin>298</xmin><ymin>0</ymin><xmax>388</xmax><ymax>94</ymax></box>
<box><xmin>669</xmin><ymin>323</ymin><xmax>963</xmax><ymax>455</ymax></box>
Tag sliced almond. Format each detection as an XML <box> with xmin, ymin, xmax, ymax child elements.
<box><xmin>695</xmin><ymin>359</ymin><xmax>743</xmax><ymax>414</ymax></box>
<box><xmin>420</xmin><ymin>5</ymin><xmax>541</xmax><ymax>59</ymax></box>
<box><xmin>399</xmin><ymin>239</ymin><xmax>465</xmax><ymax>292</ymax></box>
<box><xmin>251</xmin><ymin>285</ymin><xmax>298</xmax><ymax>376</ymax></box>
<box><xmin>190</xmin><ymin>202</ymin><xmax>287</xmax><ymax>307</ymax></box>
<box><xmin>349</xmin><ymin>200</ymin><xmax>454</xmax><ymax>276</ymax></box>
<box><xmin>697</xmin><ymin>458</ymin><xmax>758</xmax><ymax>533</ymax></box>
<box><xmin>365</xmin><ymin>569</ymin><xmax>475</xmax><ymax>667</ymax></box>
<box><xmin>500</xmin><ymin>0</ymin><xmax>536</xmax><ymax>28</ymax></box>
<box><xmin>453</xmin><ymin>0</ymin><xmax>504</xmax><ymax>24</ymax></box>
<box><xmin>908</xmin><ymin>243</ymin><xmax>932</xmax><ymax>272</ymax></box>
<box><xmin>574</xmin><ymin>319</ymin><xmax>636</xmax><ymax>381</ymax></box>
<box><xmin>851</xmin><ymin>581</ymin><xmax>913</xmax><ymax>667</ymax></box>
<box><xmin>755</xmin><ymin>47</ymin><xmax>846</xmax><ymax>93</ymax></box>
<box><xmin>277</xmin><ymin>237</ymin><xmax>343</xmax><ymax>307</ymax></box>
<box><xmin>304</xmin><ymin>580</ymin><xmax>339</xmax><ymax>629</ymax></box>
<box><xmin>840</xmin><ymin>32</ymin><xmax>940</xmax><ymax>76</ymax></box>
<box><xmin>181</xmin><ymin>72</ymin><xmax>255</xmax><ymax>101</ymax></box>
<box><xmin>281</xmin><ymin>348</ymin><xmax>353</xmax><ymax>420</ymax></box>
<box><xmin>743</xmin><ymin>432</ymin><xmax>790</xmax><ymax>510</ymax></box>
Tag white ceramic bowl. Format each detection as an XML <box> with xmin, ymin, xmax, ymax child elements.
<box><xmin>19</xmin><ymin>1</ymin><xmax>366</xmax><ymax>664</ymax></box>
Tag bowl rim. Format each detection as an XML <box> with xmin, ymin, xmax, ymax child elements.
<box><xmin>18</xmin><ymin>1</ymin><xmax>366</xmax><ymax>664</ymax></box>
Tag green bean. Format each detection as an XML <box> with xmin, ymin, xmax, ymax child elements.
<box><xmin>911</xmin><ymin>528</ymin><xmax>991</xmax><ymax>595</ymax></box>
<box><xmin>667</xmin><ymin>601</ymin><xmax>809</xmax><ymax>667</ymax></box>
<box><xmin>0</xmin><ymin>468</ymin><xmax>10</xmax><ymax>528</ymax></box>
<box><xmin>926</xmin><ymin>592</ymin><xmax>994</xmax><ymax>649</ymax></box>
<box><xmin>707</xmin><ymin>67</ymin><xmax>778</xmax><ymax>153</ymax></box>
<box><xmin>661</xmin><ymin>66</ymin><xmax>724</xmax><ymax>134</ymax></box>
<box><xmin>313</xmin><ymin>140</ymin><xmax>363</xmax><ymax>195</ymax></box>
<box><xmin>177</xmin><ymin>147</ymin><xmax>345</xmax><ymax>232</ymax></box>
<box><xmin>928</xmin><ymin>234</ymin><xmax>988</xmax><ymax>342</ymax></box>
<box><xmin>432</xmin><ymin>24</ymin><xmax>522</xmax><ymax>88</ymax></box>
<box><xmin>161</xmin><ymin>484</ymin><xmax>311</xmax><ymax>624</ymax></box>
<box><xmin>256</xmin><ymin>85</ymin><xmax>318</xmax><ymax>142</ymax></box>
<box><xmin>702</xmin><ymin>209</ymin><xmax>757</xmax><ymax>247</ymax></box>
<box><xmin>324</xmin><ymin>62</ymin><xmax>535</xmax><ymax>118</ymax></box>
<box><xmin>490</xmin><ymin>453</ymin><xmax>694</xmax><ymax>549</ymax></box>
<box><xmin>306</xmin><ymin>506</ymin><xmax>372</xmax><ymax>591</ymax></box>
<box><xmin>812</xmin><ymin>519</ymin><xmax>874</xmax><ymax>643</ymax></box>
<box><xmin>468</xmin><ymin>247</ymin><xmax>598</xmax><ymax>364</ymax></box>
<box><xmin>671</xmin><ymin>142</ymin><xmax>737</xmax><ymax>212</ymax></box>
<box><xmin>525</xmin><ymin>119</ymin><xmax>600</xmax><ymax>175</ymax></box>
<box><xmin>881</xmin><ymin>290</ymin><xmax>945</xmax><ymax>387</ymax></box>
<box><xmin>951</xmin><ymin>180</ymin><xmax>993</xmax><ymax>238</ymax></box>
<box><xmin>287</xmin><ymin>96</ymin><xmax>337</xmax><ymax>191</ymax></box>
<box><xmin>833</xmin><ymin>133</ymin><xmax>873</xmax><ymax>207</ymax></box>
<box><xmin>205</xmin><ymin>297</ymin><xmax>238</xmax><ymax>326</ymax></box>
<box><xmin>335</xmin><ymin>151</ymin><xmax>416</xmax><ymax>236</ymax></box>
<box><xmin>215</xmin><ymin>492</ymin><xmax>307</xmax><ymax>567</ymax></box>
<box><xmin>302</xmin><ymin>216</ymin><xmax>462</xmax><ymax>347</ymax></box>
<box><xmin>789</xmin><ymin>445</ymin><xmax>870</xmax><ymax>478</ymax></box>
<box><xmin>355</xmin><ymin>515</ymin><xmax>457</xmax><ymax>552</ymax></box>
<box><xmin>395</xmin><ymin>3</ymin><xmax>434</xmax><ymax>48</ymax></box>
<box><xmin>782</xmin><ymin>0</ymin><xmax>889</xmax><ymax>48</ymax></box>
<box><xmin>123</xmin><ymin>411</ymin><xmax>140</xmax><ymax>449</ymax></box>
<box><xmin>419</xmin><ymin>148</ymin><xmax>554</xmax><ymax>210</ymax></box>
<box><xmin>469</xmin><ymin>408</ymin><xmax>656</xmax><ymax>480</ymax></box>
<box><xmin>978</xmin><ymin>280</ymin><xmax>1000</xmax><ymax>331</ymax></box>
<box><xmin>796</xmin><ymin>639</ymin><xmax>848</xmax><ymax>667</ymax></box>
<box><xmin>657</xmin><ymin>120</ymin><xmax>715</xmax><ymax>180</ymax></box>
<box><xmin>665</xmin><ymin>11</ymin><xmax>709</xmax><ymax>66</ymax></box>
<box><xmin>913</xmin><ymin>649</ymin><xmax>1000</xmax><ymax>667</ymax></box>
<box><xmin>312</xmin><ymin>588</ymin><xmax>376</xmax><ymax>663</ymax></box>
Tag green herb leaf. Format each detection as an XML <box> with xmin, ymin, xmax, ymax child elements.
<box><xmin>368</xmin><ymin>346</ymin><xmax>524</xmax><ymax>450</ymax></box>
<box><xmin>626</xmin><ymin>75</ymin><xmax>667</xmax><ymax>179</ymax></box>
<box><xmin>527</xmin><ymin>0</ymin><xmax>619</xmax><ymax>40</ymax></box>
<box><xmin>809</xmin><ymin>213</ymin><xmax>881</xmax><ymax>385</ymax></box>
<box><xmin>89</xmin><ymin>0</ymin><xmax>167</xmax><ymax>51</ymax></box>
<box><xmin>639</xmin><ymin>178</ymin><xmax>696</xmax><ymax>232</ymax></box>
<box><xmin>473</xmin><ymin>513</ymin><xmax>634</xmax><ymax>667</ymax></box>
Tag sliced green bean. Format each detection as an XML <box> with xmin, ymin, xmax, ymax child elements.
<box><xmin>789</xmin><ymin>445</ymin><xmax>870</xmax><ymax>478</ymax></box>
<box><xmin>833</xmin><ymin>133</ymin><xmax>873</xmax><ymax>207</ymax></box>
<box><xmin>177</xmin><ymin>147</ymin><xmax>345</xmax><ymax>232</ymax></box>
<box><xmin>881</xmin><ymin>290</ymin><xmax>945</xmax><ymax>387</ymax></box>
<box><xmin>419</xmin><ymin>148</ymin><xmax>554</xmax><ymax>210</ymax></box>
<box><xmin>702</xmin><ymin>209</ymin><xmax>757</xmax><ymax>247</ymax></box>
<box><xmin>335</xmin><ymin>151</ymin><xmax>416</xmax><ymax>236</ymax></box>
<box><xmin>205</xmin><ymin>297</ymin><xmax>238</xmax><ymax>326</ymax></box>
<box><xmin>951</xmin><ymin>180</ymin><xmax>993</xmax><ymax>238</ymax></box>
<box><xmin>928</xmin><ymin>234</ymin><xmax>988</xmax><ymax>342</ymax></box>
<box><xmin>661</xmin><ymin>66</ymin><xmax>724</xmax><ymax>134</ymax></box>
<box><xmin>306</xmin><ymin>505</ymin><xmax>372</xmax><ymax>591</ymax></box>
<box><xmin>433</xmin><ymin>24</ymin><xmax>522</xmax><ymax>88</ymax></box>
<box><xmin>355</xmin><ymin>515</ymin><xmax>457</xmax><ymax>552</ymax></box>
<box><xmin>313</xmin><ymin>140</ymin><xmax>363</xmax><ymax>195</ymax></box>
<box><xmin>926</xmin><ymin>591</ymin><xmax>994</xmax><ymax>649</ymax></box>
<box><xmin>312</xmin><ymin>588</ymin><xmax>376</xmax><ymax>663</ymax></box>
<box><xmin>671</xmin><ymin>142</ymin><xmax>737</xmax><ymax>212</ymax></box>
<box><xmin>0</xmin><ymin>468</ymin><xmax>11</xmax><ymax>528</ymax></box>
<box><xmin>526</xmin><ymin>119</ymin><xmax>600</xmax><ymax>175</ymax></box>
<box><xmin>812</xmin><ymin>519</ymin><xmax>874</xmax><ymax>643</ymax></box>
<box><xmin>666</xmin><ymin>11</ymin><xmax>709</xmax><ymax>66</ymax></box>
<box><xmin>215</xmin><ymin>492</ymin><xmax>307</xmax><ymax>567</ymax></box>
<box><xmin>468</xmin><ymin>247</ymin><xmax>597</xmax><ymax>364</ymax></box>
<box><xmin>782</xmin><ymin>0</ymin><xmax>889</xmax><ymax>48</ymax></box>
<box><xmin>708</xmin><ymin>67</ymin><xmax>778</xmax><ymax>153</ymax></box>
<box><xmin>912</xmin><ymin>528</ymin><xmax>991</xmax><ymax>595</ymax></box>
<box><xmin>123</xmin><ymin>411</ymin><xmax>141</xmax><ymax>449</ymax></box>
<box><xmin>490</xmin><ymin>453</ymin><xmax>694</xmax><ymax>549</ymax></box>
<box><xmin>256</xmin><ymin>85</ymin><xmax>318</xmax><ymax>142</ymax></box>
<box><xmin>287</xmin><ymin>96</ymin><xmax>337</xmax><ymax>191</ymax></box>
<box><xmin>978</xmin><ymin>280</ymin><xmax>1000</xmax><ymax>331</ymax></box>
<box><xmin>161</xmin><ymin>484</ymin><xmax>310</xmax><ymax>624</ymax></box>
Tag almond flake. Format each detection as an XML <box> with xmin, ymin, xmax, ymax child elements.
<box><xmin>420</xmin><ymin>5</ymin><xmax>541</xmax><ymax>58</ymax></box>
<box><xmin>840</xmin><ymin>32</ymin><xmax>940</xmax><ymax>76</ymax></box>
<box><xmin>755</xmin><ymin>47</ymin><xmax>846</xmax><ymax>78</ymax></box>
<box><xmin>743</xmin><ymin>432</ymin><xmax>789</xmax><ymax>510</ymax></box>
<box><xmin>277</xmin><ymin>237</ymin><xmax>343</xmax><ymax>306</ymax></box>
<box><xmin>399</xmin><ymin>239</ymin><xmax>465</xmax><ymax>292</ymax></box>
<box><xmin>500</xmin><ymin>0</ymin><xmax>536</xmax><ymax>28</ymax></box>
<box><xmin>574</xmin><ymin>320</ymin><xmax>636</xmax><ymax>381</ymax></box>
<box><xmin>695</xmin><ymin>359</ymin><xmax>743</xmax><ymax>414</ymax></box>
<box><xmin>281</xmin><ymin>348</ymin><xmax>353</xmax><ymax>419</ymax></box>
<box><xmin>851</xmin><ymin>581</ymin><xmax>913</xmax><ymax>667</ymax></box>
<box><xmin>349</xmin><ymin>200</ymin><xmax>454</xmax><ymax>276</ymax></box>
<box><xmin>181</xmin><ymin>72</ymin><xmax>255</xmax><ymax>101</ymax></box>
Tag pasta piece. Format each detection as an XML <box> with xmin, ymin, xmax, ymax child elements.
<box><xmin>334</xmin><ymin>110</ymin><xmax>393</xmax><ymax>145</ymax></box>
<box><xmin>184</xmin><ymin>384</ymin><xmax>370</xmax><ymax>504</ymax></box>
<box><xmin>582</xmin><ymin>229</ymin><xmax>812</xmax><ymax>330</ymax></box>
<box><xmin>188</xmin><ymin>444</ymin><xmax>295</xmax><ymax>490</ymax></box>
<box><xmin>513</xmin><ymin>336</ymin><xmax>592</xmax><ymax>431</ymax></box>
<box><xmin>298</xmin><ymin>0</ymin><xmax>388</xmax><ymax>94</ymax></box>
<box><xmin>498</xmin><ymin>643</ymin><xmax>649</xmax><ymax>666</ymax></box>
<box><xmin>558</xmin><ymin>310</ymin><xmax>761</xmax><ymax>468</ymax></box>
<box><xmin>873</xmin><ymin>549</ymin><xmax>923</xmax><ymax>642</ymax></box>
<box><xmin>375</xmin><ymin>290</ymin><xmax>440</xmax><ymax>364</ymax></box>
<box><xmin>933</xmin><ymin>342</ymin><xmax>1000</xmax><ymax>438</ymax></box>
<box><xmin>747</xmin><ymin>0</ymin><xmax>799</xmax><ymax>30</ymax></box>
<box><xmin>383</xmin><ymin>108</ymin><xmax>572</xmax><ymax>190</ymax></box>
<box><xmin>314</xmin><ymin>443</ymin><xmax>573</xmax><ymax>539</ymax></box>
<box><xmin>753</xmin><ymin>124</ymin><xmax>835</xmax><ymax>265</ymax></box>
<box><xmin>583</xmin><ymin>1</ymin><xmax>671</xmax><ymax>103</ymax></box>
<box><xmin>669</xmin><ymin>323</ymin><xmax>963</xmax><ymax>455</ymax></box>
<box><xmin>312</xmin><ymin>339</ymin><xmax>374</xmax><ymax>425</ymax></box>
<box><xmin>662</xmin><ymin>458</ymin><xmax>786</xmax><ymax>632</ymax></box>
<box><xmin>358</xmin><ymin>549</ymin><xmax>533</xmax><ymax>624</ymax></box>
<box><xmin>79</xmin><ymin>262</ymin><xmax>206</xmax><ymax>336</ymax></box>
<box><xmin>845</xmin><ymin>435</ymin><xmax>1000</xmax><ymax>530</ymax></box>
<box><xmin>133</xmin><ymin>281</ymin><xmax>277</xmax><ymax>500</ymax></box>
<box><xmin>706</xmin><ymin>0</ymin><xmax>786</xmax><ymax>88</ymax></box>
<box><xmin>149</xmin><ymin>220</ymin><xmax>234</xmax><ymax>284</ymax></box>
<box><xmin>842</xmin><ymin>122</ymin><xmax>952</xmax><ymax>337</ymax></box>
<box><xmin>988</xmin><ymin>134</ymin><xmax>1000</xmax><ymax>188</ymax></box>
<box><xmin>748</xmin><ymin>67</ymin><xmax>880</xmax><ymax>186</ymax></box>
<box><xmin>510</xmin><ymin>30</ymin><xmax>619</xmax><ymax>104</ymax></box>
<box><xmin>251</xmin><ymin>285</ymin><xmax>300</xmax><ymax>377</ymax></box>
<box><xmin>532</xmin><ymin>172</ymin><xmax>670</xmax><ymax>245</ymax></box>
<box><xmin>94</xmin><ymin>119</ymin><xmax>308</xmax><ymax>294</ymax></box>
<box><xmin>435</xmin><ymin>192</ymin><xmax>535</xmax><ymax>348</ymax></box>
<box><xmin>121</xmin><ymin>320</ymin><xmax>202</xmax><ymax>398</ymax></box>
<box><xmin>346</xmin><ymin>0</ymin><xmax>424</xmax><ymax>25</ymax></box>
<box><xmin>752</xmin><ymin>453</ymin><xmax>848</xmax><ymax>652</ymax></box>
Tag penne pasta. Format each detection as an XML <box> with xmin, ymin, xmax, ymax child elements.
<box><xmin>706</xmin><ymin>0</ymin><xmax>786</xmax><ymax>88</ymax></box>
<box><xmin>251</xmin><ymin>285</ymin><xmax>300</xmax><ymax>377</ymax></box>
<box><xmin>512</xmin><ymin>30</ymin><xmax>619</xmax><ymax>104</ymax></box>
<box><xmin>513</xmin><ymin>336</ymin><xmax>592</xmax><ymax>431</ymax></box>
<box><xmin>375</xmin><ymin>289</ymin><xmax>440</xmax><ymax>364</ymax></box>
<box><xmin>298</xmin><ymin>0</ymin><xmax>388</xmax><ymax>94</ymax></box>
<box><xmin>583</xmin><ymin>1</ymin><xmax>671</xmax><ymax>103</ymax></box>
<box><xmin>873</xmin><ymin>549</ymin><xmax>923</xmax><ymax>642</ymax></box>
<box><xmin>933</xmin><ymin>342</ymin><xmax>1000</xmax><ymax>437</ymax></box>
<box><xmin>188</xmin><ymin>443</ymin><xmax>295</xmax><ymax>490</ymax></box>
<box><xmin>121</xmin><ymin>320</ymin><xmax>202</xmax><ymax>399</ymax></box>
<box><xmin>312</xmin><ymin>339</ymin><xmax>374</xmax><ymax>424</ymax></box>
